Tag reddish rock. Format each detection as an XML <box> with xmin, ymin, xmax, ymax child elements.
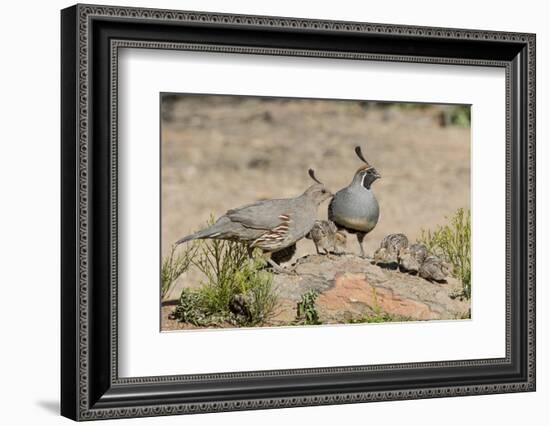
<box><xmin>272</xmin><ymin>254</ymin><xmax>470</xmax><ymax>323</ymax></box>
<box><xmin>318</xmin><ymin>272</ymin><xmax>439</xmax><ymax>321</ymax></box>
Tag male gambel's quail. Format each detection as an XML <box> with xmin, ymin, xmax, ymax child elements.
<box><xmin>307</xmin><ymin>220</ymin><xmax>347</xmax><ymax>255</ymax></box>
<box><xmin>176</xmin><ymin>169</ymin><xmax>332</xmax><ymax>271</ymax></box>
<box><xmin>398</xmin><ymin>243</ymin><xmax>429</xmax><ymax>274</ymax></box>
<box><xmin>328</xmin><ymin>146</ymin><xmax>381</xmax><ymax>258</ymax></box>
<box><xmin>373</xmin><ymin>233</ymin><xmax>408</xmax><ymax>266</ymax></box>
<box><xmin>419</xmin><ymin>255</ymin><xmax>451</xmax><ymax>282</ymax></box>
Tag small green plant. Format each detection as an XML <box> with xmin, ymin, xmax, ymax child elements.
<box><xmin>170</xmin><ymin>218</ymin><xmax>279</xmax><ymax>327</ymax></box>
<box><xmin>347</xmin><ymin>288</ymin><xmax>407</xmax><ymax>324</ymax></box>
<box><xmin>295</xmin><ymin>290</ymin><xmax>321</xmax><ymax>325</ymax></box>
<box><xmin>171</xmin><ymin>288</ymin><xmax>210</xmax><ymax>325</ymax></box>
<box><xmin>419</xmin><ymin>208</ymin><xmax>471</xmax><ymax>298</ymax></box>
<box><xmin>161</xmin><ymin>243</ymin><xmax>196</xmax><ymax>298</ymax></box>
<box><xmin>347</xmin><ymin>311</ymin><xmax>405</xmax><ymax>324</ymax></box>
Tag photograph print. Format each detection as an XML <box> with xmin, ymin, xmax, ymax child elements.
<box><xmin>160</xmin><ymin>94</ymin><xmax>472</xmax><ymax>331</ymax></box>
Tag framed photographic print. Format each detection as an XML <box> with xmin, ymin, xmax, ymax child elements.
<box><xmin>61</xmin><ymin>4</ymin><xmax>536</xmax><ymax>421</ymax></box>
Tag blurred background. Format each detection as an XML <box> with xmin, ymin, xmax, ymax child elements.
<box><xmin>161</xmin><ymin>94</ymin><xmax>470</xmax><ymax>266</ymax></box>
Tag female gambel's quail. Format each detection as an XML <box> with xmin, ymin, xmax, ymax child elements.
<box><xmin>175</xmin><ymin>169</ymin><xmax>333</xmax><ymax>271</ymax></box>
<box><xmin>419</xmin><ymin>255</ymin><xmax>452</xmax><ymax>282</ymax></box>
<box><xmin>329</xmin><ymin>146</ymin><xmax>381</xmax><ymax>258</ymax></box>
<box><xmin>398</xmin><ymin>243</ymin><xmax>429</xmax><ymax>274</ymax></box>
<box><xmin>373</xmin><ymin>233</ymin><xmax>408</xmax><ymax>266</ymax></box>
<box><xmin>306</xmin><ymin>220</ymin><xmax>347</xmax><ymax>255</ymax></box>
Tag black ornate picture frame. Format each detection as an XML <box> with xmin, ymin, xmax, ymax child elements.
<box><xmin>61</xmin><ymin>4</ymin><xmax>536</xmax><ymax>421</ymax></box>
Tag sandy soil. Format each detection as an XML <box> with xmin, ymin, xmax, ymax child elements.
<box><xmin>160</xmin><ymin>95</ymin><xmax>470</xmax><ymax>329</ymax></box>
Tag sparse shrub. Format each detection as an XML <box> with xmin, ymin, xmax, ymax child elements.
<box><xmin>161</xmin><ymin>243</ymin><xmax>196</xmax><ymax>298</ymax></box>
<box><xmin>193</xmin><ymin>239</ymin><xmax>278</xmax><ymax>326</ymax></box>
<box><xmin>193</xmin><ymin>238</ymin><xmax>250</xmax><ymax>314</ymax></box>
<box><xmin>295</xmin><ymin>290</ymin><xmax>321</xmax><ymax>325</ymax></box>
<box><xmin>419</xmin><ymin>208</ymin><xmax>471</xmax><ymax>298</ymax></box>
<box><xmin>241</xmin><ymin>270</ymin><xmax>280</xmax><ymax>327</ymax></box>
<box><xmin>169</xmin><ymin>219</ymin><xmax>278</xmax><ymax>327</ymax></box>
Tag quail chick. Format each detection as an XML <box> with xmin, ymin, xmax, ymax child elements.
<box><xmin>398</xmin><ymin>243</ymin><xmax>429</xmax><ymax>273</ymax></box>
<box><xmin>176</xmin><ymin>169</ymin><xmax>332</xmax><ymax>272</ymax></box>
<box><xmin>419</xmin><ymin>255</ymin><xmax>452</xmax><ymax>282</ymax></box>
<box><xmin>373</xmin><ymin>247</ymin><xmax>390</xmax><ymax>264</ymax></box>
<box><xmin>328</xmin><ymin>146</ymin><xmax>381</xmax><ymax>258</ymax></box>
<box><xmin>333</xmin><ymin>231</ymin><xmax>347</xmax><ymax>254</ymax></box>
<box><xmin>373</xmin><ymin>233</ymin><xmax>409</xmax><ymax>267</ymax></box>
<box><xmin>307</xmin><ymin>220</ymin><xmax>347</xmax><ymax>255</ymax></box>
<box><xmin>228</xmin><ymin>293</ymin><xmax>251</xmax><ymax>319</ymax></box>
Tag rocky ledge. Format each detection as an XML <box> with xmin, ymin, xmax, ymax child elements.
<box><xmin>271</xmin><ymin>254</ymin><xmax>470</xmax><ymax>324</ymax></box>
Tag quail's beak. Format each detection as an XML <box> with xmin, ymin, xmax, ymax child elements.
<box><xmin>374</xmin><ymin>170</ymin><xmax>382</xmax><ymax>180</ymax></box>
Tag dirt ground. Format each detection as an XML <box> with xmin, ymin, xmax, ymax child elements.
<box><xmin>160</xmin><ymin>95</ymin><xmax>470</xmax><ymax>330</ymax></box>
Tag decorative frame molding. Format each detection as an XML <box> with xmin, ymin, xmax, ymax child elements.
<box><xmin>61</xmin><ymin>4</ymin><xmax>535</xmax><ymax>421</ymax></box>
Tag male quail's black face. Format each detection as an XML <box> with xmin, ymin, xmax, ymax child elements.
<box><xmin>361</xmin><ymin>168</ymin><xmax>381</xmax><ymax>189</ymax></box>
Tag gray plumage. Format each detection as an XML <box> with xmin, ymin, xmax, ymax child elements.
<box><xmin>373</xmin><ymin>233</ymin><xmax>408</xmax><ymax>266</ymax></box>
<box><xmin>328</xmin><ymin>146</ymin><xmax>381</xmax><ymax>258</ymax></box>
<box><xmin>306</xmin><ymin>220</ymin><xmax>347</xmax><ymax>255</ymax></box>
<box><xmin>398</xmin><ymin>243</ymin><xmax>429</xmax><ymax>273</ymax></box>
<box><xmin>419</xmin><ymin>255</ymin><xmax>451</xmax><ymax>282</ymax></box>
<box><xmin>176</xmin><ymin>170</ymin><xmax>332</xmax><ymax>268</ymax></box>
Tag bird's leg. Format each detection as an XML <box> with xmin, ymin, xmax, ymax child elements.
<box><xmin>266</xmin><ymin>257</ymin><xmax>296</xmax><ymax>275</ymax></box>
<box><xmin>326</xmin><ymin>248</ymin><xmax>339</xmax><ymax>261</ymax></box>
<box><xmin>266</xmin><ymin>257</ymin><xmax>284</xmax><ymax>272</ymax></box>
<box><xmin>264</xmin><ymin>251</ymin><xmax>295</xmax><ymax>274</ymax></box>
<box><xmin>356</xmin><ymin>233</ymin><xmax>366</xmax><ymax>258</ymax></box>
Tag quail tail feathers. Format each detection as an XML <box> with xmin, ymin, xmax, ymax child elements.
<box><xmin>175</xmin><ymin>216</ymin><xmax>248</xmax><ymax>245</ymax></box>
